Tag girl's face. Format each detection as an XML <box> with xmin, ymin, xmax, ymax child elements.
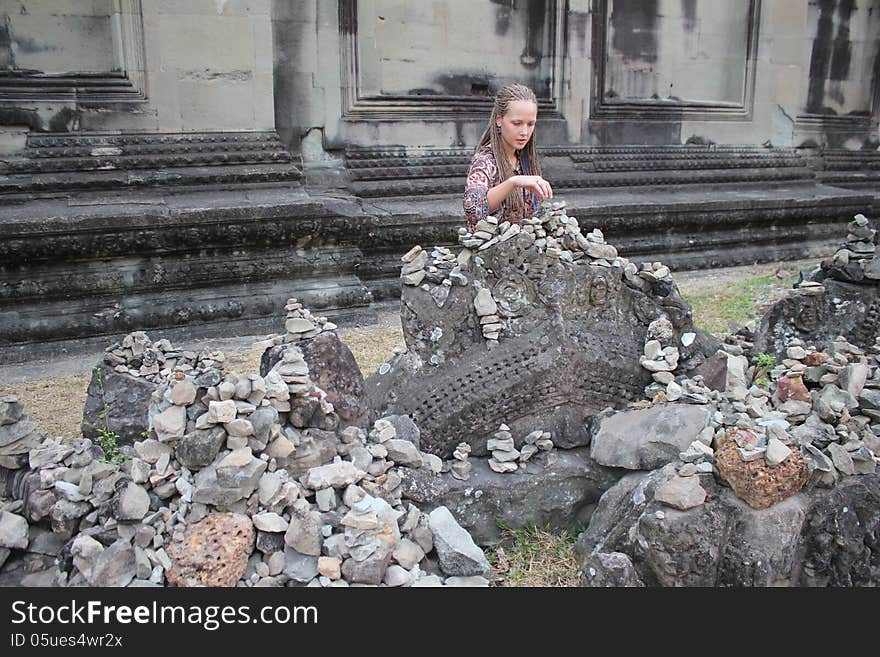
<box><xmin>496</xmin><ymin>99</ymin><xmax>537</xmax><ymax>156</ymax></box>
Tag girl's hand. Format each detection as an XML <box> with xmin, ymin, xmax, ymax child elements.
<box><xmin>513</xmin><ymin>175</ymin><xmax>553</xmax><ymax>200</ymax></box>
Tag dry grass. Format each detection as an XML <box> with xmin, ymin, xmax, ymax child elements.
<box><xmin>488</xmin><ymin>524</ymin><xmax>582</xmax><ymax>587</ymax></box>
<box><xmin>338</xmin><ymin>326</ymin><xmax>406</xmax><ymax>377</ymax></box>
<box><xmin>0</xmin><ymin>375</ymin><xmax>89</xmax><ymax>438</ymax></box>
<box><xmin>683</xmin><ymin>273</ymin><xmax>797</xmax><ymax>335</ymax></box>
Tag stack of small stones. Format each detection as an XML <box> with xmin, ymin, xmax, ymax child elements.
<box><xmin>830</xmin><ymin>213</ymin><xmax>876</xmax><ymax>269</ymax></box>
<box><xmin>640</xmin><ymin>318</ymin><xmax>710</xmax><ymax>403</ymax></box>
<box><xmin>487</xmin><ymin>424</ymin><xmax>519</xmax><ymax>473</ymax></box>
<box><xmin>450</xmin><ymin>442</ymin><xmax>471</xmax><ymax>480</ymax></box>
<box><xmin>252</xmin><ymin>299</ymin><xmax>337</xmax><ymax>352</ymax></box>
<box><xmin>102</xmin><ymin>331</ymin><xmax>225</xmax><ymax>385</ymax></box>
<box><xmin>640</xmin><ymin>318</ymin><xmax>682</xmax><ymax>379</ymax></box>
<box><xmin>473</xmin><ymin>285</ymin><xmax>502</xmax><ymax>342</ymax></box>
<box><xmin>485</xmin><ymin>424</ymin><xmax>555</xmax><ymax>474</ymax></box>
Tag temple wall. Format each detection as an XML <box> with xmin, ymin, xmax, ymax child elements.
<box><xmin>3</xmin><ymin>1</ymin><xmax>876</xmax><ymax>151</ymax></box>
<box><xmin>0</xmin><ymin>0</ymin><xmax>274</xmax><ymax>139</ymax></box>
<box><xmin>267</xmin><ymin>0</ymin><xmax>880</xmax><ymax>157</ymax></box>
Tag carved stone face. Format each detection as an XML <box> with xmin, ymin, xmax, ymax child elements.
<box><xmin>795</xmin><ymin>297</ymin><xmax>819</xmax><ymax>332</ymax></box>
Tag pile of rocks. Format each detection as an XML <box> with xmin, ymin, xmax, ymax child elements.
<box><xmin>1</xmin><ymin>309</ymin><xmax>495</xmax><ymax>587</ymax></box>
<box><xmin>102</xmin><ymin>331</ymin><xmax>226</xmax><ymax>385</ymax></box>
<box><xmin>639</xmin><ymin>317</ymin><xmax>684</xmax><ymax>375</ymax></box>
<box><xmin>629</xmin><ymin>329</ymin><xmax>879</xmax><ymax>510</ymax></box>
<box><xmin>457</xmin><ymin>201</ymin><xmax>624</xmax><ymax>267</ymax></box>
<box><xmin>252</xmin><ymin>298</ymin><xmax>337</xmax><ymax>352</ymax></box>
<box><xmin>830</xmin><ymin>213</ymin><xmax>877</xmax><ymax>270</ymax></box>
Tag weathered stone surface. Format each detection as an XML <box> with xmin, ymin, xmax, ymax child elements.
<box><xmin>753</xmin><ymin>278</ymin><xmax>880</xmax><ymax>357</ymax></box>
<box><xmin>166</xmin><ymin>513</ymin><xmax>254</xmax><ymax>587</ymax></box>
<box><xmin>341</xmin><ymin>543</ymin><xmax>393</xmax><ymax>585</ymax></box>
<box><xmin>171</xmin><ymin>378</ymin><xmax>197</xmax><ymax>406</ymax></box>
<box><xmin>775</xmin><ymin>375</ymin><xmax>811</xmax><ymax>403</ymax></box>
<box><xmin>283</xmin><ymin>548</ymin><xmax>319</xmax><ymax>584</ymax></box>
<box><xmin>0</xmin><ymin>511</ymin><xmax>28</xmax><ymax>550</ymax></box>
<box><xmin>248</xmin><ymin>406</ymin><xmax>278</xmax><ymax>445</ymax></box>
<box><xmin>653</xmin><ymin>474</ymin><xmax>707</xmax><ymax>510</ymax></box>
<box><xmin>715</xmin><ymin>431</ymin><xmax>810</xmax><ymax>510</ymax></box>
<box><xmin>261</xmin><ymin>332</ymin><xmax>367</xmax><ymax>425</ymax></box>
<box><xmin>577</xmin><ymin>466</ymin><xmax>880</xmax><ymax>587</ymax></box>
<box><xmin>175</xmin><ymin>427</ymin><xmax>227</xmax><ymax>470</ymax></box>
<box><xmin>280</xmin><ymin>429</ymin><xmax>339</xmax><ymax>475</ymax></box>
<box><xmin>284</xmin><ymin>504</ymin><xmax>322</xmax><ymax>556</ymax></box>
<box><xmin>303</xmin><ymin>462</ymin><xmax>363</xmax><ymax>490</ymax></box>
<box><xmin>110</xmin><ymin>481</ymin><xmax>150</xmax><ymax>521</ymax></box>
<box><xmin>317</xmin><ymin>555</ymin><xmax>341</xmax><ymax>580</ymax></box>
<box><xmin>88</xmin><ymin>539</ymin><xmax>136</xmax><ymax>587</ymax></box>
<box><xmin>366</xmin><ymin>227</ymin><xmax>716</xmax><ymax>458</ymax></box>
<box><xmin>0</xmin><ymin>417</ymin><xmax>39</xmax><ymax>448</ymax></box>
<box><xmin>71</xmin><ymin>535</ymin><xmax>104</xmax><ymax>581</ymax></box>
<box><xmin>252</xmin><ymin>512</ymin><xmax>288</xmax><ymax>533</ymax></box>
<box><xmin>428</xmin><ymin>506</ymin><xmax>491</xmax><ymax>577</ymax></box>
<box><xmin>82</xmin><ymin>364</ymin><xmax>156</xmax><ymax>445</ymax></box>
<box><xmin>152</xmin><ymin>405</ymin><xmax>187</xmax><ymax>442</ymax></box>
<box><xmin>192</xmin><ymin>466</ymin><xmax>257</xmax><ymax>506</ymax></box>
<box><xmin>384</xmin><ymin>439</ymin><xmax>423</xmax><ymax>468</ymax></box>
<box><xmin>216</xmin><ymin>454</ymin><xmax>267</xmax><ymax>491</ymax></box>
<box><xmin>797</xmin><ymin>474</ymin><xmax>880</xmax><ymax>586</ymax></box>
<box><xmin>580</xmin><ymin>551</ymin><xmax>645</xmax><ymax>587</ymax></box>
<box><xmin>0</xmin><ymin>397</ymin><xmax>24</xmax><ymax>426</ymax></box>
<box><xmin>401</xmin><ymin>447</ymin><xmax>618</xmax><ymax>543</ymax></box>
<box><xmin>589</xmin><ymin>404</ymin><xmax>712</xmax><ymax>470</ymax></box>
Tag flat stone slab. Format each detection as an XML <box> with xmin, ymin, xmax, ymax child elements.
<box><xmin>400</xmin><ymin>447</ymin><xmax>620</xmax><ymax>544</ymax></box>
<box><xmin>589</xmin><ymin>404</ymin><xmax>713</xmax><ymax>470</ymax></box>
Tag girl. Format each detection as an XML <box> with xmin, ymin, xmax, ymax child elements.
<box><xmin>463</xmin><ymin>83</ymin><xmax>553</xmax><ymax>231</ymax></box>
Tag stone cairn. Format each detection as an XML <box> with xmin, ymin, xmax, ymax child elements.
<box><xmin>0</xmin><ymin>307</ymin><xmax>494</xmax><ymax>587</ymax></box>
<box><xmin>829</xmin><ymin>213</ymin><xmax>876</xmax><ymax>271</ymax></box>
<box><xmin>252</xmin><ymin>298</ymin><xmax>338</xmax><ymax>352</ymax></box>
<box><xmin>401</xmin><ymin>201</ymin><xmax>677</xmax><ymax>347</ymax></box>
<box><xmin>485</xmin><ymin>425</ymin><xmax>555</xmax><ymax>475</ymax></box>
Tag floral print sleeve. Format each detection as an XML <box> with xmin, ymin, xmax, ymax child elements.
<box><xmin>463</xmin><ymin>146</ymin><xmax>498</xmax><ymax>231</ymax></box>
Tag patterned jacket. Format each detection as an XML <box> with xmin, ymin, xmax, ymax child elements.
<box><xmin>463</xmin><ymin>145</ymin><xmax>539</xmax><ymax>231</ymax></box>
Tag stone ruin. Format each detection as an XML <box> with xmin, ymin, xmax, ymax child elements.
<box><xmin>1</xmin><ymin>200</ymin><xmax>879</xmax><ymax>587</ymax></box>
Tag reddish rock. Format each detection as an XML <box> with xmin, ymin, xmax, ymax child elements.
<box><xmin>775</xmin><ymin>375</ymin><xmax>811</xmax><ymax>403</ymax></box>
<box><xmin>803</xmin><ymin>352</ymin><xmax>827</xmax><ymax>367</ymax></box>
<box><xmin>166</xmin><ymin>513</ymin><xmax>254</xmax><ymax>587</ymax></box>
<box><xmin>715</xmin><ymin>431</ymin><xmax>809</xmax><ymax>510</ymax></box>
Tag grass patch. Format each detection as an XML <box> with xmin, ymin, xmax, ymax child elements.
<box><xmin>338</xmin><ymin>327</ymin><xmax>405</xmax><ymax>377</ymax></box>
<box><xmin>683</xmin><ymin>273</ymin><xmax>792</xmax><ymax>335</ymax></box>
<box><xmin>487</xmin><ymin>523</ymin><xmax>582</xmax><ymax>587</ymax></box>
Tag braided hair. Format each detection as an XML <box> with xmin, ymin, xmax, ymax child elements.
<box><xmin>476</xmin><ymin>83</ymin><xmax>543</xmax><ymax>219</ymax></box>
